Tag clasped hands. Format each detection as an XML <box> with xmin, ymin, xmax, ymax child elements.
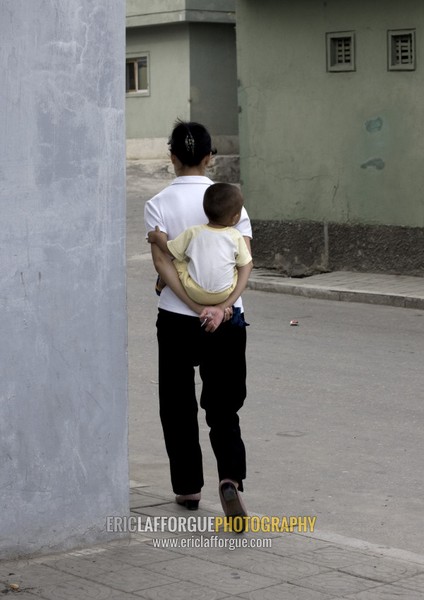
<box><xmin>199</xmin><ymin>305</ymin><xmax>233</xmax><ymax>333</ymax></box>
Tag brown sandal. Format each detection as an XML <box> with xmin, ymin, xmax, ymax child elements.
<box><xmin>219</xmin><ymin>479</ymin><xmax>247</xmax><ymax>518</ymax></box>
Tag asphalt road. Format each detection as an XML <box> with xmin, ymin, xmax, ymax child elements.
<box><xmin>127</xmin><ymin>166</ymin><xmax>424</xmax><ymax>556</ymax></box>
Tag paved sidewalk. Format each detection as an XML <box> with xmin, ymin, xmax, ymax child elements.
<box><xmin>248</xmin><ymin>270</ymin><xmax>424</xmax><ymax>310</ymax></box>
<box><xmin>2</xmin><ymin>485</ymin><xmax>424</xmax><ymax>599</ymax></box>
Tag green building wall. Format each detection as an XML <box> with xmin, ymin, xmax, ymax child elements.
<box><xmin>126</xmin><ymin>24</ymin><xmax>191</xmax><ymax>141</ymax></box>
<box><xmin>190</xmin><ymin>23</ymin><xmax>238</xmax><ymax>135</ymax></box>
<box><xmin>237</xmin><ymin>0</ymin><xmax>424</xmax><ymax>275</ymax></box>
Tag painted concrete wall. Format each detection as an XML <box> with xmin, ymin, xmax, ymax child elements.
<box><xmin>125</xmin><ymin>0</ymin><xmax>238</xmax><ymax>160</ymax></box>
<box><xmin>237</xmin><ymin>0</ymin><xmax>424</xmax><ymax>275</ymax></box>
<box><xmin>0</xmin><ymin>0</ymin><xmax>129</xmax><ymax>558</ymax></box>
<box><xmin>190</xmin><ymin>23</ymin><xmax>238</xmax><ymax>135</ymax></box>
<box><xmin>127</xmin><ymin>0</ymin><xmax>235</xmax><ymax>26</ymax></box>
<box><xmin>126</xmin><ymin>24</ymin><xmax>191</xmax><ymax>141</ymax></box>
<box><xmin>127</xmin><ymin>0</ymin><xmax>185</xmax><ymax>17</ymax></box>
<box><xmin>126</xmin><ymin>22</ymin><xmax>238</xmax><ymax>141</ymax></box>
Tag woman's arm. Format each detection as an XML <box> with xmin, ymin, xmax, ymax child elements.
<box><xmin>148</xmin><ymin>230</ymin><xmax>225</xmax><ymax>331</ymax></box>
<box><xmin>149</xmin><ymin>241</ymin><xmax>204</xmax><ymax>315</ymax></box>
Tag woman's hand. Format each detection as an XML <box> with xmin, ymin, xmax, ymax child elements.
<box><xmin>199</xmin><ymin>305</ymin><xmax>232</xmax><ymax>333</ymax></box>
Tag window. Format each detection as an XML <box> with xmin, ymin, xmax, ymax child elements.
<box><xmin>388</xmin><ymin>29</ymin><xmax>416</xmax><ymax>71</ymax></box>
<box><xmin>326</xmin><ymin>32</ymin><xmax>355</xmax><ymax>72</ymax></box>
<box><xmin>126</xmin><ymin>55</ymin><xmax>149</xmax><ymax>95</ymax></box>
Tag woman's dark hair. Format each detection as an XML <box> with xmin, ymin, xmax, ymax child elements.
<box><xmin>168</xmin><ymin>119</ymin><xmax>216</xmax><ymax>167</ymax></box>
<box><xmin>203</xmin><ymin>183</ymin><xmax>243</xmax><ymax>224</ymax></box>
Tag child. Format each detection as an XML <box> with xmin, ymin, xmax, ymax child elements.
<box><xmin>148</xmin><ymin>182</ymin><xmax>253</xmax><ymax>308</ymax></box>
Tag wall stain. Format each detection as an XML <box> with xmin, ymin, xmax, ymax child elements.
<box><xmin>361</xmin><ymin>158</ymin><xmax>385</xmax><ymax>170</ymax></box>
<box><xmin>365</xmin><ymin>117</ymin><xmax>383</xmax><ymax>133</ymax></box>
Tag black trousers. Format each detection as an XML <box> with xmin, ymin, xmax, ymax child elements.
<box><xmin>156</xmin><ymin>309</ymin><xmax>247</xmax><ymax>495</ymax></box>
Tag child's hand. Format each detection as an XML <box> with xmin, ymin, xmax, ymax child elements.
<box><xmin>147</xmin><ymin>225</ymin><xmax>161</xmax><ymax>244</ymax></box>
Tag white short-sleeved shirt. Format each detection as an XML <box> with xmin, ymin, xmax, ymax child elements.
<box><xmin>144</xmin><ymin>176</ymin><xmax>252</xmax><ymax>316</ymax></box>
<box><xmin>168</xmin><ymin>224</ymin><xmax>252</xmax><ymax>293</ymax></box>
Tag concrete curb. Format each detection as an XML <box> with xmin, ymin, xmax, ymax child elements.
<box><xmin>247</xmin><ymin>271</ymin><xmax>424</xmax><ymax>310</ymax></box>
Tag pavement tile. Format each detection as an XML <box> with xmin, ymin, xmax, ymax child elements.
<box><xmin>76</xmin><ymin>564</ymin><xmax>178</xmax><ymax>594</ymax></box>
<box><xmin>332</xmin><ymin>583</ymin><xmax>424</xmax><ymax>599</ymax></box>
<box><xmin>0</xmin><ymin>562</ymin><xmax>74</xmax><ymax>589</ymax></box>
<box><xmin>293</xmin><ymin>571</ymin><xmax>382</xmax><ymax>596</ymax></box>
<box><xmin>132</xmin><ymin>503</ymin><xmax>214</xmax><ymax>519</ymax></box>
<box><xmin>132</xmin><ymin>580</ymin><xmax>228</xmax><ymax>599</ymax></box>
<box><xmin>191</xmin><ymin>598</ymin><xmax>236</xmax><ymax>600</ymax></box>
<box><xmin>110</xmin><ymin>596</ymin><xmax>151</xmax><ymax>600</ymax></box>
<box><xmin>71</xmin><ymin>552</ymin><xmax>142</xmax><ymax>575</ymax></box>
<box><xmin>191</xmin><ymin>568</ymin><xmax>280</xmax><ymax>596</ymax></box>
<box><xmin>396</xmin><ymin>572</ymin><xmax>424</xmax><ymax>592</ymax></box>
<box><xmin>258</xmin><ymin>533</ymin><xmax>331</xmax><ymax>556</ymax></box>
<box><xmin>178</xmin><ymin>547</ymin><xmax>329</xmax><ymax>581</ymax></box>
<box><xmin>0</xmin><ymin>591</ymin><xmax>47</xmax><ymax>600</ymax></box>
<box><xmin>39</xmin><ymin>555</ymin><xmax>115</xmax><ymax>578</ymax></box>
<box><xmin>130</xmin><ymin>492</ymin><xmax>170</xmax><ymax>508</ymax></box>
<box><xmin>130</xmin><ymin>492</ymin><xmax>171</xmax><ymax>510</ymax></box>
<box><xmin>127</xmin><ymin>531</ymin><xmax>170</xmax><ymax>544</ymax></box>
<box><xmin>110</xmin><ymin>543</ymin><xmax>182</xmax><ymax>567</ymax></box>
<box><xmin>0</xmin><ymin>559</ymin><xmax>31</xmax><ymax>577</ymax></box>
<box><xmin>293</xmin><ymin>545</ymin><xmax>373</xmax><ymax>568</ymax></box>
<box><xmin>338</xmin><ymin>555</ymin><xmax>424</xmax><ymax>584</ymax></box>
<box><xmin>99</xmin><ymin>537</ymin><xmax>147</xmax><ymax>549</ymax></box>
<box><xmin>143</xmin><ymin>555</ymin><xmax>280</xmax><ymax>595</ymax></box>
<box><xmin>130</xmin><ymin>497</ymin><xmax>150</xmax><ymax>510</ymax></box>
<box><xmin>210</xmin><ymin>598</ymin><xmax>245</xmax><ymax>600</ymax></box>
<box><xmin>19</xmin><ymin>574</ymin><xmax>122</xmax><ymax>599</ymax></box>
<box><xmin>238</xmin><ymin>582</ymin><xmax>335</xmax><ymax>599</ymax></box>
<box><xmin>126</xmin><ymin>530</ymin><xmax>180</xmax><ymax>541</ymax></box>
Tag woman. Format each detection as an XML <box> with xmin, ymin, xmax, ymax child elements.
<box><xmin>144</xmin><ymin>120</ymin><xmax>252</xmax><ymax>518</ymax></box>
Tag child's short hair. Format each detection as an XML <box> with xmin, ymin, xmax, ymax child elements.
<box><xmin>203</xmin><ymin>183</ymin><xmax>243</xmax><ymax>224</ymax></box>
<box><xmin>168</xmin><ymin>119</ymin><xmax>216</xmax><ymax>167</ymax></box>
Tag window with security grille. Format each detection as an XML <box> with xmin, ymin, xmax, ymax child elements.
<box><xmin>326</xmin><ymin>32</ymin><xmax>355</xmax><ymax>72</ymax></box>
<box><xmin>388</xmin><ymin>30</ymin><xmax>416</xmax><ymax>70</ymax></box>
<box><xmin>126</xmin><ymin>55</ymin><xmax>149</xmax><ymax>94</ymax></box>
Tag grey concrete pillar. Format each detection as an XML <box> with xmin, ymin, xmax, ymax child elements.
<box><xmin>0</xmin><ymin>0</ymin><xmax>128</xmax><ymax>558</ymax></box>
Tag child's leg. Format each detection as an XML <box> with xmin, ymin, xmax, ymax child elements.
<box><xmin>155</xmin><ymin>275</ymin><xmax>166</xmax><ymax>296</ymax></box>
<box><xmin>173</xmin><ymin>260</ymin><xmax>232</xmax><ymax>305</ymax></box>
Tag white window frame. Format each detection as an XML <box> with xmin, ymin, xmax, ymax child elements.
<box><xmin>126</xmin><ymin>53</ymin><xmax>150</xmax><ymax>96</ymax></box>
<box><xmin>326</xmin><ymin>32</ymin><xmax>356</xmax><ymax>72</ymax></box>
<box><xmin>388</xmin><ymin>29</ymin><xmax>416</xmax><ymax>71</ymax></box>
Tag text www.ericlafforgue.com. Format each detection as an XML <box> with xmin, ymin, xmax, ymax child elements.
<box><xmin>151</xmin><ymin>535</ymin><xmax>272</xmax><ymax>551</ymax></box>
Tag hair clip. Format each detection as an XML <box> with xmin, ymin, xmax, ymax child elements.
<box><xmin>185</xmin><ymin>130</ymin><xmax>195</xmax><ymax>155</ymax></box>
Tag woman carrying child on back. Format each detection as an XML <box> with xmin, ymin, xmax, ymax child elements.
<box><xmin>148</xmin><ymin>181</ymin><xmax>252</xmax><ymax>315</ymax></box>
<box><xmin>144</xmin><ymin>119</ymin><xmax>252</xmax><ymax>522</ymax></box>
